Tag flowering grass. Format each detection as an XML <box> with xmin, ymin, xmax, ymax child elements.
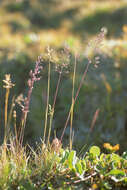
<box><xmin>0</xmin><ymin>30</ymin><xmax>127</xmax><ymax>190</ymax></box>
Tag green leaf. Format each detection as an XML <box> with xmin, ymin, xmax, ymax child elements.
<box><xmin>68</xmin><ymin>151</ymin><xmax>77</xmax><ymax>169</ymax></box>
<box><xmin>75</xmin><ymin>160</ymin><xmax>83</xmax><ymax>175</ymax></box>
<box><xmin>103</xmin><ymin>181</ymin><xmax>112</xmax><ymax>189</ymax></box>
<box><xmin>111</xmin><ymin>153</ymin><xmax>121</xmax><ymax>162</ymax></box>
<box><xmin>60</xmin><ymin>149</ymin><xmax>69</xmax><ymax>163</ymax></box>
<box><xmin>82</xmin><ymin>160</ymin><xmax>86</xmax><ymax>171</ymax></box>
<box><xmin>100</xmin><ymin>153</ymin><xmax>105</xmax><ymax>161</ymax></box>
<box><xmin>122</xmin><ymin>151</ymin><xmax>127</xmax><ymax>159</ymax></box>
<box><xmin>89</xmin><ymin>146</ymin><xmax>100</xmax><ymax>157</ymax></box>
<box><xmin>106</xmin><ymin>169</ymin><xmax>126</xmax><ymax>176</ymax></box>
<box><xmin>124</xmin><ymin>177</ymin><xmax>127</xmax><ymax>182</ymax></box>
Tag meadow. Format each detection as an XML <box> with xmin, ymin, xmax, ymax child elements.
<box><xmin>0</xmin><ymin>0</ymin><xmax>127</xmax><ymax>189</ymax></box>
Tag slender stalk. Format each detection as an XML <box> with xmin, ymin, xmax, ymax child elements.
<box><xmin>19</xmin><ymin>84</ymin><xmax>33</xmax><ymax>145</ymax></box>
<box><xmin>4</xmin><ymin>87</ymin><xmax>9</xmax><ymax>159</ymax></box>
<box><xmin>43</xmin><ymin>56</ymin><xmax>51</xmax><ymax>143</ymax></box>
<box><xmin>7</xmin><ymin>96</ymin><xmax>15</xmax><ymax>136</ymax></box>
<box><xmin>78</xmin><ymin>108</ymin><xmax>100</xmax><ymax>157</ymax></box>
<box><xmin>47</xmin><ymin>111</ymin><xmax>53</xmax><ymax>146</ymax></box>
<box><xmin>13</xmin><ymin>110</ymin><xmax>18</xmax><ymax>147</ymax></box>
<box><xmin>62</xmin><ymin>29</ymin><xmax>106</xmax><ymax>142</ymax></box>
<box><xmin>19</xmin><ymin>114</ymin><xmax>26</xmax><ymax>145</ymax></box>
<box><xmin>53</xmin><ymin>71</ymin><xmax>62</xmax><ymax>110</ymax></box>
<box><xmin>66</xmin><ymin>172</ymin><xmax>97</xmax><ymax>185</ymax></box>
<box><xmin>60</xmin><ymin>59</ymin><xmax>91</xmax><ymax>141</ymax></box>
<box><xmin>90</xmin><ymin>108</ymin><xmax>100</xmax><ymax>132</ymax></box>
<box><xmin>47</xmin><ymin>71</ymin><xmax>62</xmax><ymax>145</ymax></box>
<box><xmin>4</xmin><ymin>88</ymin><xmax>10</xmax><ymax>143</ymax></box>
<box><xmin>70</xmin><ymin>54</ymin><xmax>77</xmax><ymax>150</ymax></box>
<box><xmin>3</xmin><ymin>74</ymin><xmax>15</xmax><ymax>152</ymax></box>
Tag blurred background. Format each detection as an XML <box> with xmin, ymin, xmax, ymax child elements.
<box><xmin>0</xmin><ymin>0</ymin><xmax>127</xmax><ymax>151</ymax></box>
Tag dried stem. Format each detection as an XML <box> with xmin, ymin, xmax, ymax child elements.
<box><xmin>90</xmin><ymin>108</ymin><xmax>100</xmax><ymax>132</ymax></box>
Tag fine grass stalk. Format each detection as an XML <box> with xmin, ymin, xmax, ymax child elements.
<box><xmin>7</xmin><ymin>96</ymin><xmax>15</xmax><ymax>137</ymax></box>
<box><xmin>60</xmin><ymin>59</ymin><xmax>91</xmax><ymax>142</ymax></box>
<box><xmin>47</xmin><ymin>105</ymin><xmax>53</xmax><ymax>146</ymax></box>
<box><xmin>78</xmin><ymin>108</ymin><xmax>100</xmax><ymax>157</ymax></box>
<box><xmin>60</xmin><ymin>28</ymin><xmax>106</xmax><ymax>142</ymax></box>
<box><xmin>70</xmin><ymin>53</ymin><xmax>77</xmax><ymax>150</ymax></box>
<box><xmin>4</xmin><ymin>87</ymin><xmax>9</xmax><ymax>142</ymax></box>
<box><xmin>13</xmin><ymin>110</ymin><xmax>18</xmax><ymax>147</ymax></box>
<box><xmin>3</xmin><ymin>74</ymin><xmax>15</xmax><ymax>144</ymax></box>
<box><xmin>47</xmin><ymin>71</ymin><xmax>62</xmax><ymax>146</ymax></box>
<box><xmin>43</xmin><ymin>47</ymin><xmax>52</xmax><ymax>144</ymax></box>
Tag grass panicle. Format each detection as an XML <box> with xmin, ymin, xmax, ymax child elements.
<box><xmin>19</xmin><ymin>55</ymin><xmax>43</xmax><ymax>146</ymax></box>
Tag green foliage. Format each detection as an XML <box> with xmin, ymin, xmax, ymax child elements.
<box><xmin>89</xmin><ymin>146</ymin><xmax>101</xmax><ymax>157</ymax></box>
<box><xmin>0</xmin><ymin>145</ymin><xmax>127</xmax><ymax>189</ymax></box>
<box><xmin>0</xmin><ymin>0</ymin><xmax>127</xmax><ymax>151</ymax></box>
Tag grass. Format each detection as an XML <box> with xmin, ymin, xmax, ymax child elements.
<box><xmin>0</xmin><ymin>29</ymin><xmax>127</xmax><ymax>190</ymax></box>
<box><xmin>1</xmin><ymin>1</ymin><xmax>127</xmax><ymax>189</ymax></box>
<box><xmin>0</xmin><ymin>139</ymin><xmax>127</xmax><ymax>189</ymax></box>
<box><xmin>0</xmin><ymin>0</ymin><xmax>127</xmax><ymax>150</ymax></box>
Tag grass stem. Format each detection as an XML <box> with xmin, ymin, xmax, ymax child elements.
<box><xmin>43</xmin><ymin>53</ymin><xmax>51</xmax><ymax>143</ymax></box>
<box><xmin>70</xmin><ymin>53</ymin><xmax>77</xmax><ymax>150</ymax></box>
<box><xmin>61</xmin><ymin>59</ymin><xmax>91</xmax><ymax>141</ymax></box>
<box><xmin>4</xmin><ymin>88</ymin><xmax>10</xmax><ymax>143</ymax></box>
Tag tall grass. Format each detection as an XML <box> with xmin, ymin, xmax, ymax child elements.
<box><xmin>0</xmin><ymin>28</ymin><xmax>120</xmax><ymax>190</ymax></box>
<box><xmin>2</xmin><ymin>28</ymin><xmax>106</xmax><ymax>150</ymax></box>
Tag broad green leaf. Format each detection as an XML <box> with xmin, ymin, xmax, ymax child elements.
<box><xmin>100</xmin><ymin>153</ymin><xmax>105</xmax><ymax>161</ymax></box>
<box><xmin>68</xmin><ymin>151</ymin><xmax>76</xmax><ymax>169</ymax></box>
<box><xmin>82</xmin><ymin>160</ymin><xmax>86</xmax><ymax>171</ymax></box>
<box><xmin>106</xmin><ymin>169</ymin><xmax>125</xmax><ymax>176</ymax></box>
<box><xmin>75</xmin><ymin>160</ymin><xmax>83</xmax><ymax>175</ymax></box>
<box><xmin>89</xmin><ymin>146</ymin><xmax>100</xmax><ymax>157</ymax></box>
<box><xmin>111</xmin><ymin>153</ymin><xmax>121</xmax><ymax>162</ymax></box>
<box><xmin>124</xmin><ymin>177</ymin><xmax>127</xmax><ymax>182</ymax></box>
<box><xmin>60</xmin><ymin>149</ymin><xmax>69</xmax><ymax>163</ymax></box>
